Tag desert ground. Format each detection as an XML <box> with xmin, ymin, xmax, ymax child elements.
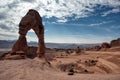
<box><xmin>0</xmin><ymin>47</ymin><xmax>120</xmax><ymax>80</ymax></box>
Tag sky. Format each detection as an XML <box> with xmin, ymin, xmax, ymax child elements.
<box><xmin>0</xmin><ymin>0</ymin><xmax>120</xmax><ymax>43</ymax></box>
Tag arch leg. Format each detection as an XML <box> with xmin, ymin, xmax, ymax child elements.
<box><xmin>33</xmin><ymin>25</ymin><xmax>45</xmax><ymax>58</ymax></box>
<box><xmin>11</xmin><ymin>35</ymin><xmax>28</xmax><ymax>54</ymax></box>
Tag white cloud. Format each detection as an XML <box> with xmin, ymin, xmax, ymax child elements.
<box><xmin>26</xmin><ymin>36</ymin><xmax>38</xmax><ymax>42</ymax></box>
<box><xmin>89</xmin><ymin>21</ymin><xmax>113</xmax><ymax>26</ymax></box>
<box><xmin>102</xmin><ymin>8</ymin><xmax>120</xmax><ymax>16</ymax></box>
<box><xmin>28</xmin><ymin>29</ymin><xmax>34</xmax><ymax>32</ymax></box>
<box><xmin>57</xmin><ymin>18</ymin><xmax>68</xmax><ymax>23</ymax></box>
<box><xmin>0</xmin><ymin>0</ymin><xmax>120</xmax><ymax>42</ymax></box>
<box><xmin>0</xmin><ymin>29</ymin><xmax>18</xmax><ymax>40</ymax></box>
<box><xmin>0</xmin><ymin>0</ymin><xmax>120</xmax><ymax>26</ymax></box>
<box><xmin>33</xmin><ymin>0</ymin><xmax>120</xmax><ymax>22</ymax></box>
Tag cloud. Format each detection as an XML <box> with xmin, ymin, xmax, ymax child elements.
<box><xmin>22</xmin><ymin>0</ymin><xmax>35</xmax><ymax>3</ymax></box>
<box><xmin>0</xmin><ymin>0</ymin><xmax>119</xmax><ymax>24</ymax></box>
<box><xmin>89</xmin><ymin>21</ymin><xmax>112</xmax><ymax>26</ymax></box>
<box><xmin>35</xmin><ymin>0</ymin><xmax>120</xmax><ymax>20</ymax></box>
<box><xmin>0</xmin><ymin>0</ymin><xmax>120</xmax><ymax>24</ymax></box>
<box><xmin>102</xmin><ymin>8</ymin><xmax>120</xmax><ymax>16</ymax></box>
<box><xmin>0</xmin><ymin>0</ymin><xmax>120</xmax><ymax>42</ymax></box>
<box><xmin>0</xmin><ymin>24</ymin><xmax>11</xmax><ymax>30</ymax></box>
<box><xmin>0</xmin><ymin>12</ymin><xmax>7</xmax><ymax>20</ymax></box>
<box><xmin>57</xmin><ymin>18</ymin><xmax>68</xmax><ymax>23</ymax></box>
<box><xmin>0</xmin><ymin>30</ymin><xmax>18</xmax><ymax>40</ymax></box>
<box><xmin>26</xmin><ymin>36</ymin><xmax>38</xmax><ymax>42</ymax></box>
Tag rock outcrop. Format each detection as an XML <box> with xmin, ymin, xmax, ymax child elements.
<box><xmin>101</xmin><ymin>42</ymin><xmax>110</xmax><ymax>49</ymax></box>
<box><xmin>110</xmin><ymin>38</ymin><xmax>120</xmax><ymax>47</ymax></box>
<box><xmin>11</xmin><ymin>9</ymin><xmax>45</xmax><ymax>58</ymax></box>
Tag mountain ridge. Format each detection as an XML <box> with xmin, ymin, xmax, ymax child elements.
<box><xmin>0</xmin><ymin>40</ymin><xmax>100</xmax><ymax>49</ymax></box>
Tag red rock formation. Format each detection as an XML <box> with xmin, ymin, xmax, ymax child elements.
<box><xmin>11</xmin><ymin>35</ymin><xmax>28</xmax><ymax>55</ymax></box>
<box><xmin>101</xmin><ymin>42</ymin><xmax>110</xmax><ymax>49</ymax></box>
<box><xmin>110</xmin><ymin>38</ymin><xmax>120</xmax><ymax>47</ymax></box>
<box><xmin>11</xmin><ymin>9</ymin><xmax>45</xmax><ymax>58</ymax></box>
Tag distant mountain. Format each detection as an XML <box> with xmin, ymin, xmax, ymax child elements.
<box><xmin>0</xmin><ymin>40</ymin><xmax>100</xmax><ymax>49</ymax></box>
<box><xmin>0</xmin><ymin>40</ymin><xmax>16</xmax><ymax>48</ymax></box>
<box><xmin>45</xmin><ymin>43</ymin><xmax>101</xmax><ymax>49</ymax></box>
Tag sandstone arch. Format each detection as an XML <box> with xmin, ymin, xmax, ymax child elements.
<box><xmin>11</xmin><ymin>9</ymin><xmax>45</xmax><ymax>58</ymax></box>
